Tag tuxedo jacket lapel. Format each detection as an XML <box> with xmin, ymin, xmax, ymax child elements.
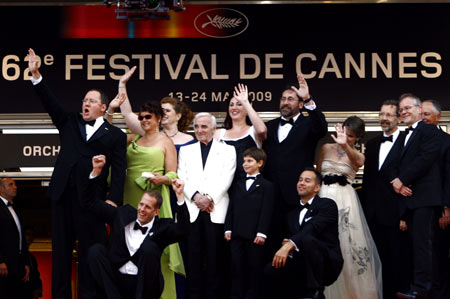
<box><xmin>77</xmin><ymin>116</ymin><xmax>87</xmax><ymax>141</ymax></box>
<box><xmin>246</xmin><ymin>176</ymin><xmax>261</xmax><ymax>193</ymax></box>
<box><xmin>380</xmin><ymin>133</ymin><xmax>403</xmax><ymax>171</ymax></box>
<box><xmin>88</xmin><ymin>122</ymin><xmax>110</xmax><ymax>143</ymax></box>
<box><xmin>402</xmin><ymin>122</ymin><xmax>422</xmax><ymax>157</ymax></box>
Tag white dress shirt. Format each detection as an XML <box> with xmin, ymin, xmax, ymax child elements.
<box><xmin>277</xmin><ymin>103</ymin><xmax>316</xmax><ymax>143</ymax></box>
<box><xmin>378</xmin><ymin>129</ymin><xmax>400</xmax><ymax>170</ymax></box>
<box><xmin>119</xmin><ymin>218</ymin><xmax>155</xmax><ymax>275</ymax></box>
<box><xmin>85</xmin><ymin>117</ymin><xmax>105</xmax><ymax>141</ymax></box>
<box><xmin>1</xmin><ymin>196</ymin><xmax>22</xmax><ymax>251</ymax></box>
<box><xmin>290</xmin><ymin>196</ymin><xmax>315</xmax><ymax>252</ymax></box>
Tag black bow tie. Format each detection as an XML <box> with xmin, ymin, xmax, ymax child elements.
<box><xmin>380</xmin><ymin>135</ymin><xmax>393</xmax><ymax>143</ymax></box>
<box><xmin>299</xmin><ymin>202</ymin><xmax>310</xmax><ymax>211</ymax></box>
<box><xmin>246</xmin><ymin>176</ymin><xmax>257</xmax><ymax>181</ymax></box>
<box><xmin>6</xmin><ymin>201</ymin><xmax>12</xmax><ymax>207</ymax></box>
<box><xmin>133</xmin><ymin>222</ymin><xmax>148</xmax><ymax>235</ymax></box>
<box><xmin>83</xmin><ymin>119</ymin><xmax>96</xmax><ymax>127</ymax></box>
<box><xmin>405</xmin><ymin>127</ymin><xmax>415</xmax><ymax>135</ymax></box>
<box><xmin>280</xmin><ymin>118</ymin><xmax>294</xmax><ymax>126</ymax></box>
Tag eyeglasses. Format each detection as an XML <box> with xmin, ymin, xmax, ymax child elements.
<box><xmin>399</xmin><ymin>105</ymin><xmax>416</xmax><ymax>113</ymax></box>
<box><xmin>138</xmin><ymin>114</ymin><xmax>153</xmax><ymax>121</ymax></box>
<box><xmin>81</xmin><ymin>98</ymin><xmax>100</xmax><ymax>105</ymax></box>
<box><xmin>379</xmin><ymin>112</ymin><xmax>397</xmax><ymax>118</ymax></box>
<box><xmin>280</xmin><ymin>97</ymin><xmax>299</xmax><ymax>103</ymax></box>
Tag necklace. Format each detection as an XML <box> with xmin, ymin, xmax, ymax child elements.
<box><xmin>164</xmin><ymin>130</ymin><xmax>179</xmax><ymax>138</ymax></box>
<box><xmin>337</xmin><ymin>145</ymin><xmax>346</xmax><ymax>158</ymax></box>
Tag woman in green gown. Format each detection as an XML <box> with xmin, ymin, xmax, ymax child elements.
<box><xmin>108</xmin><ymin>68</ymin><xmax>185</xmax><ymax>299</ymax></box>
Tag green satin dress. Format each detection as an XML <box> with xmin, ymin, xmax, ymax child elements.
<box><xmin>124</xmin><ymin>135</ymin><xmax>185</xmax><ymax>299</ymax></box>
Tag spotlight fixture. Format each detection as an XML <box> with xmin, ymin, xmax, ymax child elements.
<box><xmin>104</xmin><ymin>0</ymin><xmax>185</xmax><ymax>20</ymax></box>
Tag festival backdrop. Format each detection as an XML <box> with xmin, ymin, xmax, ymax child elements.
<box><xmin>0</xmin><ymin>3</ymin><xmax>449</xmax><ymax>114</ymax></box>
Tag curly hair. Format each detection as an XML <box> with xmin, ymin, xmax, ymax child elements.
<box><xmin>160</xmin><ymin>97</ymin><xmax>194</xmax><ymax>132</ymax></box>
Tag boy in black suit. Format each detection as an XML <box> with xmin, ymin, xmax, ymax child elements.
<box><xmin>224</xmin><ymin>147</ymin><xmax>274</xmax><ymax>299</ymax></box>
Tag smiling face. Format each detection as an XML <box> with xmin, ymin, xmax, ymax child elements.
<box><xmin>161</xmin><ymin>103</ymin><xmax>180</xmax><ymax>127</ymax></box>
<box><xmin>228</xmin><ymin>97</ymin><xmax>246</xmax><ymax>121</ymax></box>
<box><xmin>242</xmin><ymin>156</ymin><xmax>263</xmax><ymax>176</ymax></box>
<box><xmin>194</xmin><ymin>115</ymin><xmax>215</xmax><ymax>144</ymax></box>
<box><xmin>399</xmin><ymin>97</ymin><xmax>422</xmax><ymax>126</ymax></box>
<box><xmin>139</xmin><ymin>111</ymin><xmax>160</xmax><ymax>133</ymax></box>
<box><xmin>137</xmin><ymin>193</ymin><xmax>160</xmax><ymax>225</ymax></box>
<box><xmin>280</xmin><ymin>89</ymin><xmax>303</xmax><ymax>119</ymax></box>
<box><xmin>345</xmin><ymin>127</ymin><xmax>358</xmax><ymax>147</ymax></box>
<box><xmin>81</xmin><ymin>90</ymin><xmax>106</xmax><ymax>121</ymax></box>
<box><xmin>297</xmin><ymin>170</ymin><xmax>320</xmax><ymax>200</ymax></box>
<box><xmin>422</xmin><ymin>102</ymin><xmax>440</xmax><ymax>126</ymax></box>
<box><xmin>379</xmin><ymin>104</ymin><xmax>399</xmax><ymax>135</ymax></box>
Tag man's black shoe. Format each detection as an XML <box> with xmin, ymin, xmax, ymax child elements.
<box><xmin>396</xmin><ymin>290</ymin><xmax>426</xmax><ymax>299</ymax></box>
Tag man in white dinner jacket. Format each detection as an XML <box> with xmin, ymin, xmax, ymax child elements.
<box><xmin>178</xmin><ymin>112</ymin><xmax>236</xmax><ymax>299</ymax></box>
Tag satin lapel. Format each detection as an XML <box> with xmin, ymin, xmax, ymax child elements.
<box><xmin>203</xmin><ymin>140</ymin><xmax>219</xmax><ymax>174</ymax></box>
<box><xmin>192</xmin><ymin>141</ymin><xmax>204</xmax><ymax>176</ymax></box>
<box><xmin>88</xmin><ymin>122</ymin><xmax>110</xmax><ymax>143</ymax></box>
<box><xmin>269</xmin><ymin>118</ymin><xmax>281</xmax><ymax>144</ymax></box>
<box><xmin>401</xmin><ymin>122</ymin><xmax>422</xmax><ymax>157</ymax></box>
<box><xmin>0</xmin><ymin>201</ymin><xmax>18</xmax><ymax>230</ymax></box>
<box><xmin>246</xmin><ymin>176</ymin><xmax>261</xmax><ymax>193</ymax></box>
<box><xmin>380</xmin><ymin>133</ymin><xmax>403</xmax><ymax>171</ymax></box>
<box><xmin>281</xmin><ymin>114</ymin><xmax>303</xmax><ymax>143</ymax></box>
<box><xmin>373</xmin><ymin>136</ymin><xmax>382</xmax><ymax>171</ymax></box>
<box><xmin>77</xmin><ymin>116</ymin><xmax>87</xmax><ymax>141</ymax></box>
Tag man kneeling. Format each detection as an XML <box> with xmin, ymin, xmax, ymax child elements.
<box><xmin>84</xmin><ymin>155</ymin><xmax>189</xmax><ymax>299</ymax></box>
<box><xmin>264</xmin><ymin>167</ymin><xmax>343</xmax><ymax>299</ymax></box>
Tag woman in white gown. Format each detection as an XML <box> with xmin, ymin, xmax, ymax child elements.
<box><xmin>317</xmin><ymin>116</ymin><xmax>383</xmax><ymax>299</ymax></box>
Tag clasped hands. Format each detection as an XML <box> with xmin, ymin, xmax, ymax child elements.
<box><xmin>193</xmin><ymin>192</ymin><xmax>214</xmax><ymax>213</ymax></box>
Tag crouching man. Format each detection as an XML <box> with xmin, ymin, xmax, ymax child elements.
<box><xmin>84</xmin><ymin>155</ymin><xmax>189</xmax><ymax>299</ymax></box>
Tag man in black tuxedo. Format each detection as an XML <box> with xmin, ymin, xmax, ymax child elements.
<box><xmin>83</xmin><ymin>155</ymin><xmax>189</xmax><ymax>299</ymax></box>
<box><xmin>27</xmin><ymin>49</ymin><xmax>127</xmax><ymax>299</ymax></box>
<box><xmin>0</xmin><ymin>178</ymin><xmax>30</xmax><ymax>299</ymax></box>
<box><xmin>263</xmin><ymin>168</ymin><xmax>343</xmax><ymax>299</ymax></box>
<box><xmin>262</xmin><ymin>74</ymin><xmax>327</xmax><ymax>254</ymax></box>
<box><xmin>422</xmin><ymin>99</ymin><xmax>450</xmax><ymax>298</ymax></box>
<box><xmin>362</xmin><ymin>99</ymin><xmax>410</xmax><ymax>298</ymax></box>
<box><xmin>263</xmin><ymin>74</ymin><xmax>327</xmax><ymax>211</ymax></box>
<box><xmin>392</xmin><ymin>94</ymin><xmax>442</xmax><ymax>299</ymax></box>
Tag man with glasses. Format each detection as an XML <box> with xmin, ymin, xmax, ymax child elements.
<box><xmin>262</xmin><ymin>74</ymin><xmax>327</xmax><ymax>252</ymax></box>
<box><xmin>392</xmin><ymin>94</ymin><xmax>441</xmax><ymax>299</ymax></box>
<box><xmin>27</xmin><ymin>49</ymin><xmax>126</xmax><ymax>299</ymax></box>
<box><xmin>362</xmin><ymin>99</ymin><xmax>409</xmax><ymax>298</ymax></box>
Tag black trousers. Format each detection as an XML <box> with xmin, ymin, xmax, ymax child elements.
<box><xmin>262</xmin><ymin>235</ymin><xmax>333</xmax><ymax>299</ymax></box>
<box><xmin>229</xmin><ymin>237</ymin><xmax>265</xmax><ymax>299</ymax></box>
<box><xmin>185</xmin><ymin>211</ymin><xmax>226</xmax><ymax>299</ymax></box>
<box><xmin>88</xmin><ymin>243</ymin><xmax>163</xmax><ymax>299</ymax></box>
<box><xmin>368</xmin><ymin>220</ymin><xmax>412</xmax><ymax>299</ymax></box>
<box><xmin>51</xmin><ymin>184</ymin><xmax>107</xmax><ymax>299</ymax></box>
<box><xmin>405</xmin><ymin>207</ymin><xmax>439</xmax><ymax>295</ymax></box>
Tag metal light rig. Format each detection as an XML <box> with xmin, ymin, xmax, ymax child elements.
<box><xmin>104</xmin><ymin>0</ymin><xmax>185</xmax><ymax>20</ymax></box>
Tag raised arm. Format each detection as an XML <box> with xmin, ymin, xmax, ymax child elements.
<box><xmin>106</xmin><ymin>66</ymin><xmax>144</xmax><ymax>135</ymax></box>
<box><xmin>332</xmin><ymin>123</ymin><xmax>365</xmax><ymax>169</ymax></box>
<box><xmin>28</xmin><ymin>48</ymin><xmax>68</xmax><ymax>128</ymax></box>
<box><xmin>82</xmin><ymin>155</ymin><xmax>118</xmax><ymax>224</ymax></box>
<box><xmin>233</xmin><ymin>83</ymin><xmax>267</xmax><ymax>143</ymax></box>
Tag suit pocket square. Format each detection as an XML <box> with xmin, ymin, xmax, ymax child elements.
<box><xmin>304</xmin><ymin>217</ymin><xmax>312</xmax><ymax>222</ymax></box>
